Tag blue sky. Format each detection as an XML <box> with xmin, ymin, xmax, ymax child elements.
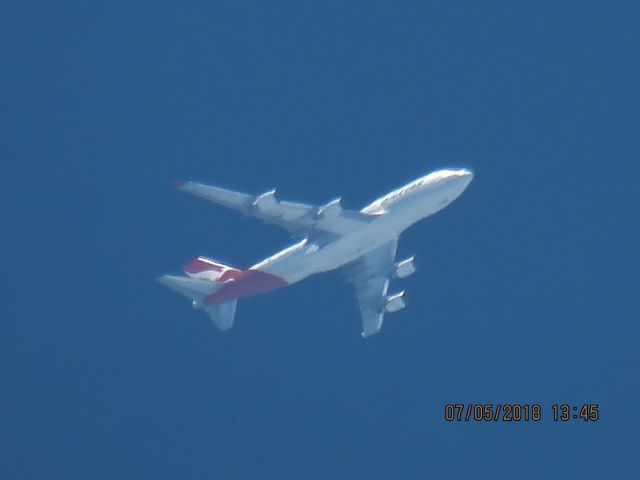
<box><xmin>2</xmin><ymin>1</ymin><xmax>639</xmax><ymax>478</ymax></box>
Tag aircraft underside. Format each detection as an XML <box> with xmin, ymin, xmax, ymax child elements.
<box><xmin>158</xmin><ymin>168</ymin><xmax>473</xmax><ymax>337</ymax></box>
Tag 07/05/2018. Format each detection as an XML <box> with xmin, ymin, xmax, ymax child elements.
<box><xmin>444</xmin><ymin>404</ymin><xmax>599</xmax><ymax>422</ymax></box>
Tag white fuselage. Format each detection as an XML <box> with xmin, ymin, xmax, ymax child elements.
<box><xmin>252</xmin><ymin>169</ymin><xmax>473</xmax><ymax>285</ymax></box>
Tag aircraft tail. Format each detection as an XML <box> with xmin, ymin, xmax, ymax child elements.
<box><xmin>155</xmin><ymin>274</ymin><xmax>220</xmax><ymax>298</ymax></box>
<box><xmin>156</xmin><ymin>257</ymin><xmax>240</xmax><ymax>331</ymax></box>
<box><xmin>203</xmin><ymin>300</ymin><xmax>237</xmax><ymax>331</ymax></box>
<box><xmin>182</xmin><ymin>256</ymin><xmax>243</xmax><ymax>283</ymax></box>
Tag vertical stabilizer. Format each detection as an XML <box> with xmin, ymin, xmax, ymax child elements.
<box><xmin>183</xmin><ymin>256</ymin><xmax>242</xmax><ymax>283</ymax></box>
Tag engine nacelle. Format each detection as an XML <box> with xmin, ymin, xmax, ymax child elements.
<box><xmin>392</xmin><ymin>256</ymin><xmax>416</xmax><ymax>279</ymax></box>
<box><xmin>317</xmin><ymin>198</ymin><xmax>342</xmax><ymax>217</ymax></box>
<box><xmin>253</xmin><ymin>190</ymin><xmax>278</xmax><ymax>213</ymax></box>
<box><xmin>385</xmin><ymin>291</ymin><xmax>406</xmax><ymax>313</ymax></box>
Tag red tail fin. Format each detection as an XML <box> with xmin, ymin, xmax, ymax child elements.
<box><xmin>183</xmin><ymin>257</ymin><xmax>242</xmax><ymax>283</ymax></box>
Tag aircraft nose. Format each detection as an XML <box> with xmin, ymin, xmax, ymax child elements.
<box><xmin>447</xmin><ymin>169</ymin><xmax>473</xmax><ymax>193</ymax></box>
<box><xmin>452</xmin><ymin>168</ymin><xmax>473</xmax><ymax>185</ymax></box>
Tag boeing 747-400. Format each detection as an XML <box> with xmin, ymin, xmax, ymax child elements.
<box><xmin>158</xmin><ymin>168</ymin><xmax>473</xmax><ymax>337</ymax></box>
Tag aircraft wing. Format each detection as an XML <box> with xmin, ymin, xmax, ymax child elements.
<box><xmin>175</xmin><ymin>181</ymin><xmax>371</xmax><ymax>242</ymax></box>
<box><xmin>341</xmin><ymin>239</ymin><xmax>401</xmax><ymax>337</ymax></box>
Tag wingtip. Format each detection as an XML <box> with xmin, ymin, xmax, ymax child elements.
<box><xmin>361</xmin><ymin>330</ymin><xmax>379</xmax><ymax>338</ymax></box>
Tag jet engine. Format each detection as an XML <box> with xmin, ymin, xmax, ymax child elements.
<box><xmin>385</xmin><ymin>291</ymin><xmax>406</xmax><ymax>313</ymax></box>
<box><xmin>253</xmin><ymin>190</ymin><xmax>278</xmax><ymax>213</ymax></box>
<box><xmin>317</xmin><ymin>198</ymin><xmax>342</xmax><ymax>217</ymax></box>
<box><xmin>392</xmin><ymin>256</ymin><xmax>416</xmax><ymax>279</ymax></box>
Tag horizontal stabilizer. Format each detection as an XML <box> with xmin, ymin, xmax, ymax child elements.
<box><xmin>157</xmin><ymin>275</ymin><xmax>237</xmax><ymax>331</ymax></box>
<box><xmin>156</xmin><ymin>274</ymin><xmax>223</xmax><ymax>299</ymax></box>
<box><xmin>205</xmin><ymin>300</ymin><xmax>237</xmax><ymax>331</ymax></box>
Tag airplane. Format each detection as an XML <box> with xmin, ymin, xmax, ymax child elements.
<box><xmin>157</xmin><ymin>168</ymin><xmax>473</xmax><ymax>337</ymax></box>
